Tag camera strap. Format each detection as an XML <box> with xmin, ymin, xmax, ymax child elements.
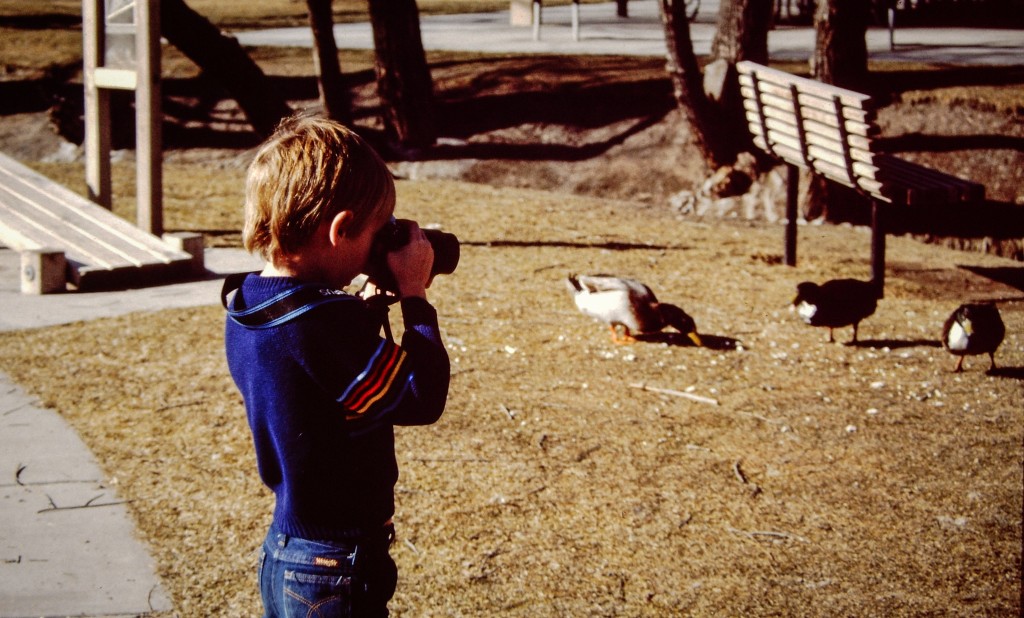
<box><xmin>221</xmin><ymin>272</ymin><xmax>401</xmax><ymax>339</ymax></box>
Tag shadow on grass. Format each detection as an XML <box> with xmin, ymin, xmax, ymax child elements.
<box><xmin>959</xmin><ymin>266</ymin><xmax>1024</xmax><ymax>292</ymax></box>
<box><xmin>848</xmin><ymin>338</ymin><xmax>943</xmax><ymax>349</ymax></box>
<box><xmin>636</xmin><ymin>332</ymin><xmax>742</xmax><ymax>351</ymax></box>
<box><xmin>988</xmin><ymin>366</ymin><xmax>1024</xmax><ymax>380</ymax></box>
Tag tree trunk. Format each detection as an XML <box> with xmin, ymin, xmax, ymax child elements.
<box><xmin>366</xmin><ymin>0</ymin><xmax>437</xmax><ymax>153</ymax></box>
<box><xmin>710</xmin><ymin>0</ymin><xmax>771</xmax><ymax>64</ymax></box>
<box><xmin>811</xmin><ymin>0</ymin><xmax>870</xmax><ymax>89</ymax></box>
<box><xmin>708</xmin><ymin>0</ymin><xmax>773</xmax><ymax>167</ymax></box>
<box><xmin>306</xmin><ymin>0</ymin><xmax>351</xmax><ymax>125</ymax></box>
<box><xmin>659</xmin><ymin>0</ymin><xmax>731</xmax><ymax>168</ymax></box>
<box><xmin>806</xmin><ymin>0</ymin><xmax>871</xmax><ymax>222</ymax></box>
<box><xmin>161</xmin><ymin>0</ymin><xmax>291</xmax><ymax>138</ymax></box>
<box><xmin>660</xmin><ymin>0</ymin><xmax>771</xmax><ymax>171</ymax></box>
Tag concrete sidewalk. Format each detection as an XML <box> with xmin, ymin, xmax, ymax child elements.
<box><xmin>0</xmin><ymin>247</ymin><xmax>262</xmax><ymax>617</ymax></box>
<box><xmin>234</xmin><ymin>0</ymin><xmax>1024</xmax><ymax>66</ymax></box>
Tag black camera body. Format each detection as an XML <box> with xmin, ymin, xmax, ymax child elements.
<box><xmin>366</xmin><ymin>217</ymin><xmax>459</xmax><ymax>293</ymax></box>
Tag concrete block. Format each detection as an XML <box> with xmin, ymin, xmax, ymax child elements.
<box><xmin>163</xmin><ymin>231</ymin><xmax>205</xmax><ymax>274</ymax></box>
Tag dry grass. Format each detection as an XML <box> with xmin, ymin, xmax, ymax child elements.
<box><xmin>0</xmin><ymin>179</ymin><xmax>1022</xmax><ymax>616</ymax></box>
<box><xmin>1</xmin><ymin>4</ymin><xmax>1022</xmax><ymax>615</ymax></box>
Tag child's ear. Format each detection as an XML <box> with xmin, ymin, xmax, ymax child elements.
<box><xmin>327</xmin><ymin>210</ymin><xmax>355</xmax><ymax>246</ymax></box>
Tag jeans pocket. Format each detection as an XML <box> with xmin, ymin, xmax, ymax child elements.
<box><xmin>283</xmin><ymin>568</ymin><xmax>353</xmax><ymax>618</ymax></box>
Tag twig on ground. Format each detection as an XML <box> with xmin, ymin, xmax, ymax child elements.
<box><xmin>155</xmin><ymin>400</ymin><xmax>205</xmax><ymax>413</ymax></box>
<box><xmin>629</xmin><ymin>382</ymin><xmax>719</xmax><ymax>406</ymax></box>
<box><xmin>497</xmin><ymin>404</ymin><xmax>516</xmax><ymax>421</ymax></box>
<box><xmin>733</xmin><ymin>459</ymin><xmax>763</xmax><ymax>497</ymax></box>
<box><xmin>733</xmin><ymin>459</ymin><xmax>748</xmax><ymax>484</ymax></box>
<box><xmin>38</xmin><ymin>493</ymin><xmax>128</xmax><ymax>514</ymax></box>
<box><xmin>728</xmin><ymin>527</ymin><xmax>809</xmax><ymax>543</ymax></box>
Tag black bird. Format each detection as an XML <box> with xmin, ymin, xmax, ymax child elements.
<box><xmin>941</xmin><ymin>302</ymin><xmax>1005</xmax><ymax>372</ymax></box>
<box><xmin>791</xmin><ymin>279</ymin><xmax>879</xmax><ymax>343</ymax></box>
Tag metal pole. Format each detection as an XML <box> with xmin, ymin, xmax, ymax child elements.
<box><xmin>532</xmin><ymin>0</ymin><xmax>541</xmax><ymax>41</ymax></box>
<box><xmin>571</xmin><ymin>0</ymin><xmax>580</xmax><ymax>41</ymax></box>
<box><xmin>784</xmin><ymin>163</ymin><xmax>799</xmax><ymax>267</ymax></box>
<box><xmin>871</xmin><ymin>200</ymin><xmax>886</xmax><ymax>298</ymax></box>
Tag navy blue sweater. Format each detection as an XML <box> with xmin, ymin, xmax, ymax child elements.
<box><xmin>224</xmin><ymin>274</ymin><xmax>449</xmax><ymax>542</ymax></box>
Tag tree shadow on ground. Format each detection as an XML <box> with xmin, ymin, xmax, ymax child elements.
<box><xmin>959</xmin><ymin>266</ymin><xmax>1024</xmax><ymax>292</ymax></box>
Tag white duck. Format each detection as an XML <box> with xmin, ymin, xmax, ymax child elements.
<box><xmin>566</xmin><ymin>274</ymin><xmax>702</xmax><ymax>345</ymax></box>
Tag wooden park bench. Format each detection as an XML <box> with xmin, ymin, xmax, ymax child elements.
<box><xmin>0</xmin><ymin>151</ymin><xmax>203</xmax><ymax>294</ymax></box>
<box><xmin>736</xmin><ymin>60</ymin><xmax>985</xmax><ymax>295</ymax></box>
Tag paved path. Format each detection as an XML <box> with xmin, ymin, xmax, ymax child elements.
<box><xmin>0</xmin><ymin>248</ymin><xmax>262</xmax><ymax>617</ymax></box>
<box><xmin>233</xmin><ymin>0</ymin><xmax>1024</xmax><ymax>66</ymax></box>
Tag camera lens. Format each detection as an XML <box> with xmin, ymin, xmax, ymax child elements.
<box><xmin>366</xmin><ymin>221</ymin><xmax>459</xmax><ymax>292</ymax></box>
<box><xmin>424</xmin><ymin>229</ymin><xmax>459</xmax><ymax>278</ymax></box>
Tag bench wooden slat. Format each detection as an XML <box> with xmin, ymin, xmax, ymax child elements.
<box><xmin>878</xmin><ymin>156</ymin><xmax>976</xmax><ymax>204</ymax></box>
<box><xmin>0</xmin><ymin>159</ymin><xmax>177</xmax><ymax>265</ymax></box>
<box><xmin>743</xmin><ymin>101</ymin><xmax>876</xmax><ymax>146</ymax></box>
<box><xmin>744</xmin><ymin>111</ymin><xmax>875</xmax><ymax>162</ymax></box>
<box><xmin>739</xmin><ymin>83</ymin><xmax>877</xmax><ymax>134</ymax></box>
<box><xmin>752</xmin><ymin>136</ymin><xmax>887</xmax><ymax>198</ymax></box>
<box><xmin>737</xmin><ymin>62</ymin><xmax>873</xmax><ymax>111</ymax></box>
<box><xmin>0</xmin><ymin>151</ymin><xmax>197</xmax><ymax>290</ymax></box>
<box><xmin>750</xmin><ymin>129</ymin><xmax>880</xmax><ymax>183</ymax></box>
<box><xmin>0</xmin><ymin>183</ymin><xmax>151</xmax><ymax>269</ymax></box>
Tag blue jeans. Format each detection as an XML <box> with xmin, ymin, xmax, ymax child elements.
<box><xmin>258</xmin><ymin>523</ymin><xmax>397</xmax><ymax>618</ymax></box>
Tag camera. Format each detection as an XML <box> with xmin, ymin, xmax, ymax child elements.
<box><xmin>366</xmin><ymin>217</ymin><xmax>460</xmax><ymax>293</ymax></box>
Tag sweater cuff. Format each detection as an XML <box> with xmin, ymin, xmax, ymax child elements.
<box><xmin>400</xmin><ymin>296</ymin><xmax>438</xmax><ymax>327</ymax></box>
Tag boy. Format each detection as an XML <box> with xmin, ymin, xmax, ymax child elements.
<box><xmin>224</xmin><ymin>115</ymin><xmax>450</xmax><ymax>617</ymax></box>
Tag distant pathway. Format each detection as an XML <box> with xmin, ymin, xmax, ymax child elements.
<box><xmin>233</xmin><ymin>0</ymin><xmax>1024</xmax><ymax>66</ymax></box>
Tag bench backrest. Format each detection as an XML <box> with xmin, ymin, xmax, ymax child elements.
<box><xmin>736</xmin><ymin>60</ymin><xmax>888</xmax><ymax>203</ymax></box>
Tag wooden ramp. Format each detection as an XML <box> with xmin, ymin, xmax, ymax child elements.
<box><xmin>0</xmin><ymin>151</ymin><xmax>203</xmax><ymax>293</ymax></box>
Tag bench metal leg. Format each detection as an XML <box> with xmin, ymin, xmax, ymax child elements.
<box><xmin>784</xmin><ymin>163</ymin><xmax>799</xmax><ymax>266</ymax></box>
<box><xmin>871</xmin><ymin>199</ymin><xmax>885</xmax><ymax>298</ymax></box>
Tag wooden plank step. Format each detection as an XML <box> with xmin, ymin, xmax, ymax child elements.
<box><xmin>0</xmin><ymin>151</ymin><xmax>201</xmax><ymax>291</ymax></box>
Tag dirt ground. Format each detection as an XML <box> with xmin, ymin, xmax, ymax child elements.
<box><xmin>0</xmin><ymin>53</ymin><xmax>1022</xmax><ymax>616</ymax></box>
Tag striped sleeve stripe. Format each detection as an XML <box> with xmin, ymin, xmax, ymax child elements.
<box><xmin>346</xmin><ymin>375</ymin><xmax>413</xmax><ymax>430</ymax></box>
<box><xmin>338</xmin><ymin>340</ymin><xmax>410</xmax><ymax>417</ymax></box>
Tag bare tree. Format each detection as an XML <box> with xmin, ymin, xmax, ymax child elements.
<box><xmin>161</xmin><ymin>0</ymin><xmax>291</xmax><ymax>137</ymax></box>
<box><xmin>367</xmin><ymin>0</ymin><xmax>437</xmax><ymax>153</ymax></box>
<box><xmin>806</xmin><ymin>0</ymin><xmax>871</xmax><ymax>221</ymax></box>
<box><xmin>660</xmin><ymin>0</ymin><xmax>729</xmax><ymax>168</ymax></box>
<box><xmin>659</xmin><ymin>0</ymin><xmax>771</xmax><ymax>169</ymax></box>
<box><xmin>306</xmin><ymin>0</ymin><xmax>351</xmax><ymax>124</ymax></box>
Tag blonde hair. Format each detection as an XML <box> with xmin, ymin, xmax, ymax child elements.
<box><xmin>243</xmin><ymin>115</ymin><xmax>396</xmax><ymax>262</ymax></box>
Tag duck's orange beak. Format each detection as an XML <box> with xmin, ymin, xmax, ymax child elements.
<box><xmin>687</xmin><ymin>332</ymin><xmax>703</xmax><ymax>347</ymax></box>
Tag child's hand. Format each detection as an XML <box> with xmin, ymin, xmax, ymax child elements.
<box><xmin>386</xmin><ymin>221</ymin><xmax>434</xmax><ymax>299</ymax></box>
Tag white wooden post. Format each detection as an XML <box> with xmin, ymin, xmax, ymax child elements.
<box><xmin>83</xmin><ymin>0</ymin><xmax>111</xmax><ymax>209</ymax></box>
<box><xmin>82</xmin><ymin>0</ymin><xmax>162</xmax><ymax>235</ymax></box>
<box><xmin>136</xmin><ymin>0</ymin><xmax>162</xmax><ymax>236</ymax></box>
